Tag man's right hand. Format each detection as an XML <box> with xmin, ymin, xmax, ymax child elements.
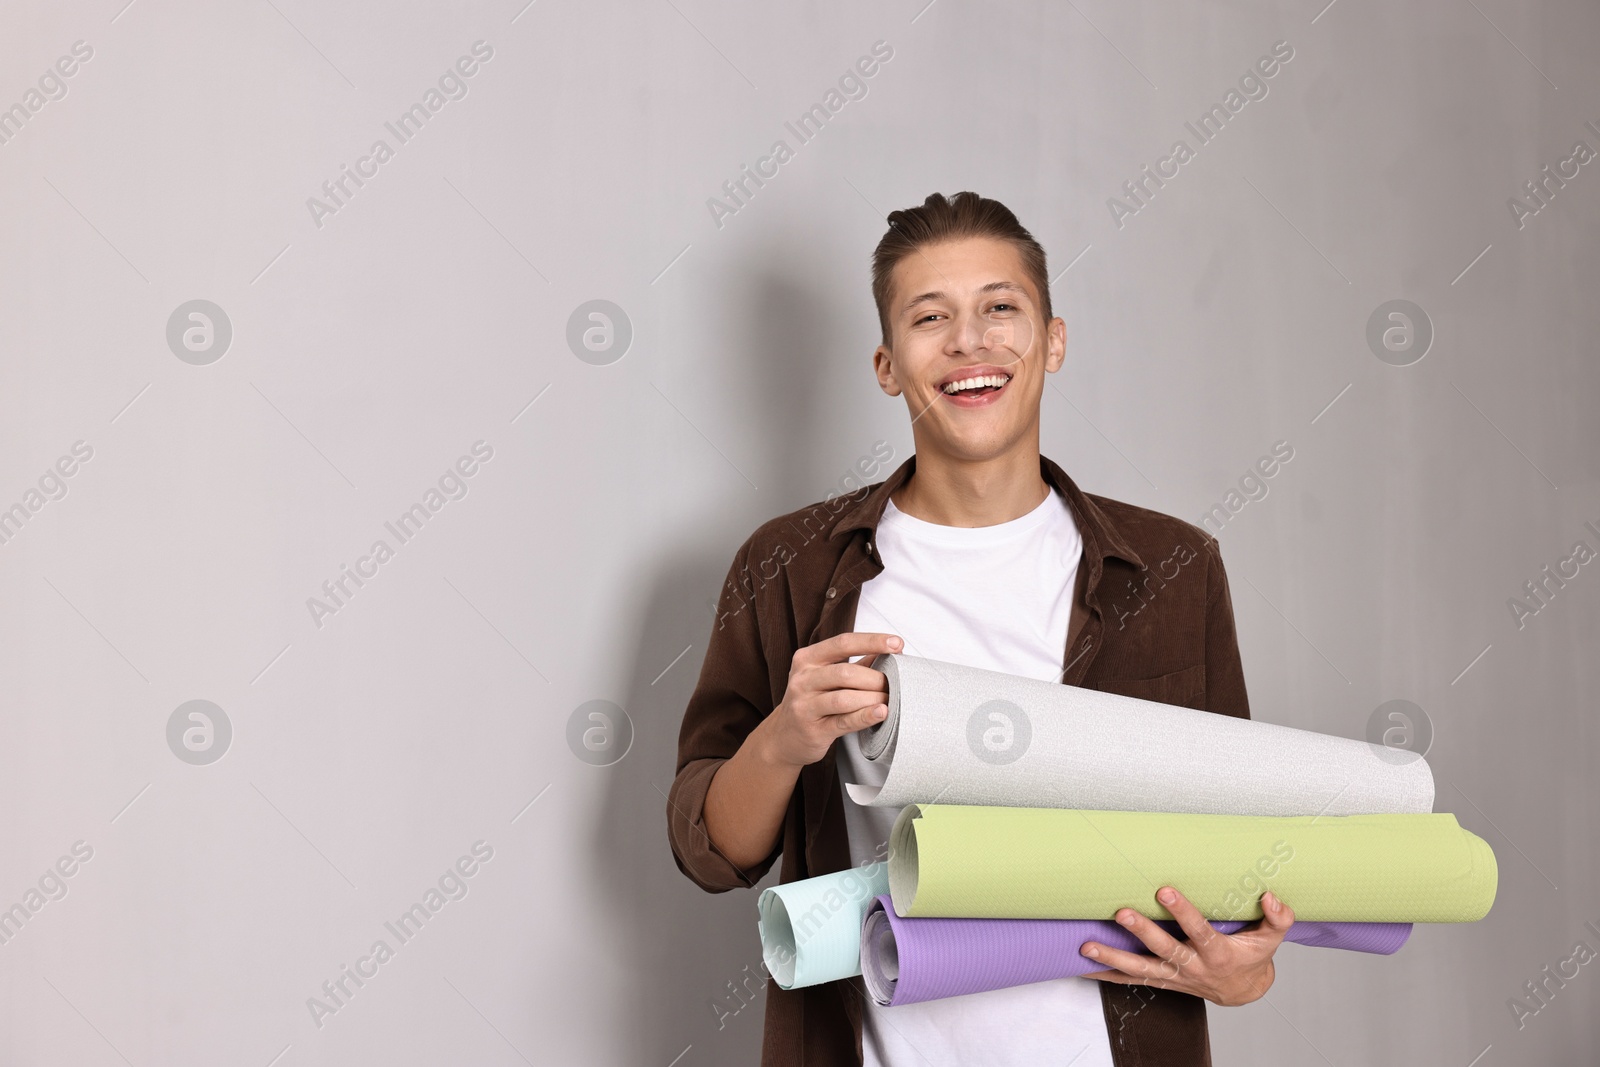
<box><xmin>755</xmin><ymin>632</ymin><xmax>904</xmax><ymax>769</ymax></box>
<box><xmin>703</xmin><ymin>632</ymin><xmax>904</xmax><ymax>872</ymax></box>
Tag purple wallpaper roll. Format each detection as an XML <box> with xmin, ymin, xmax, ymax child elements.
<box><xmin>860</xmin><ymin>895</ymin><xmax>1412</xmax><ymax>1007</ymax></box>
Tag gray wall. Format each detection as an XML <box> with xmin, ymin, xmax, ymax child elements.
<box><xmin>1</xmin><ymin>0</ymin><xmax>1596</xmax><ymax>1063</ymax></box>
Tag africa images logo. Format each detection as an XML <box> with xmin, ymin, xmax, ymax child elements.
<box><xmin>967</xmin><ymin>700</ymin><xmax>1031</xmax><ymax>765</ymax></box>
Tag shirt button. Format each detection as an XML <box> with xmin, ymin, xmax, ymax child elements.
<box><xmin>826</xmin><ymin>587</ymin><xmax>837</xmax><ymax>598</ymax></box>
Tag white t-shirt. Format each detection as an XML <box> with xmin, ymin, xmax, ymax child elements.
<box><xmin>835</xmin><ymin>486</ymin><xmax>1115</xmax><ymax>1067</ymax></box>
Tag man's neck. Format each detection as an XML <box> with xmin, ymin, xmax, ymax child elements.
<box><xmin>891</xmin><ymin>445</ymin><xmax>1050</xmax><ymax>528</ymax></box>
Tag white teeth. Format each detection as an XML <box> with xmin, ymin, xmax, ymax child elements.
<box><xmin>942</xmin><ymin>374</ymin><xmax>1011</xmax><ymax>395</ymax></box>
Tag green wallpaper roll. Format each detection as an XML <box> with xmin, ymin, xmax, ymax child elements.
<box><xmin>889</xmin><ymin>805</ymin><xmax>1497</xmax><ymax>923</ymax></box>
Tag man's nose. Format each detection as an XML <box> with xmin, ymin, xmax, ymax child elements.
<box><xmin>948</xmin><ymin>309</ymin><xmax>994</xmax><ymax>353</ymax></box>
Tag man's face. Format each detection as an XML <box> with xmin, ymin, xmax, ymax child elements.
<box><xmin>873</xmin><ymin>236</ymin><xmax>1065</xmax><ymax>463</ymax></box>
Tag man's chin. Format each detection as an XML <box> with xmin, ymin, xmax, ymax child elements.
<box><xmin>912</xmin><ymin>430</ymin><xmax>1031</xmax><ymax>466</ymax></box>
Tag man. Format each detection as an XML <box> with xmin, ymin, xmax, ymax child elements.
<box><xmin>667</xmin><ymin>191</ymin><xmax>1295</xmax><ymax>1066</ymax></box>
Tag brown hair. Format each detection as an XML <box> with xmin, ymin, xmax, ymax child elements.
<box><xmin>870</xmin><ymin>191</ymin><xmax>1051</xmax><ymax>346</ymax></box>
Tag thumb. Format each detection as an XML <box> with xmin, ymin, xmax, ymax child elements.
<box><xmin>1262</xmin><ymin>891</ymin><xmax>1295</xmax><ymax>931</ymax></box>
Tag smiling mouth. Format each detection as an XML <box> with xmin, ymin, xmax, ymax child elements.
<box><xmin>940</xmin><ymin>373</ymin><xmax>1012</xmax><ymax>398</ymax></box>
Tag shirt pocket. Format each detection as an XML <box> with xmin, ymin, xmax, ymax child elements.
<box><xmin>1093</xmin><ymin>663</ymin><xmax>1207</xmax><ymax>709</ymax></box>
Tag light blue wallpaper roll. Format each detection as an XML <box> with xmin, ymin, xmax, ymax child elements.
<box><xmin>757</xmin><ymin>861</ymin><xmax>889</xmax><ymax>989</ymax></box>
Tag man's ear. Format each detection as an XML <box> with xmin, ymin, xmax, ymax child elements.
<box><xmin>873</xmin><ymin>343</ymin><xmax>902</xmax><ymax>396</ymax></box>
<box><xmin>1043</xmin><ymin>316</ymin><xmax>1067</xmax><ymax>374</ymax></box>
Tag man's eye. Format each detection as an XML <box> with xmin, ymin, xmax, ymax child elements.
<box><xmin>990</xmin><ymin>303</ymin><xmax>1015</xmax><ymax>313</ymax></box>
<box><xmin>915</xmin><ymin>313</ymin><xmax>942</xmax><ymax>324</ymax></box>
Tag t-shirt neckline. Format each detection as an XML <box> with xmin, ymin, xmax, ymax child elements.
<box><xmin>880</xmin><ymin>487</ymin><xmax>1068</xmax><ymax>546</ymax></box>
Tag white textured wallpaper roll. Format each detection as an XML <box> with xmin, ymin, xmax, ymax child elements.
<box><xmin>845</xmin><ymin>654</ymin><xmax>1434</xmax><ymax>816</ymax></box>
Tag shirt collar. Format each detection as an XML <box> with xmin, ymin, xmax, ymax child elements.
<box><xmin>828</xmin><ymin>453</ymin><xmax>1144</xmax><ymax>569</ymax></box>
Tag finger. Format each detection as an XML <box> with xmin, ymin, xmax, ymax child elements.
<box><xmin>811</xmin><ymin>689</ymin><xmax>895</xmax><ymax>719</ymax></box>
<box><xmin>1081</xmin><ymin>968</ymin><xmax>1188</xmax><ymax>993</ymax></box>
<box><xmin>1153</xmin><ymin>887</ymin><xmax>1223</xmax><ymax>956</ymax></box>
<box><xmin>801</xmin><ymin>632</ymin><xmax>904</xmax><ymax>666</ymax></box>
<box><xmin>803</xmin><ymin>661</ymin><xmax>891</xmax><ymax>696</ymax></box>
<box><xmin>1222</xmin><ymin>893</ymin><xmax>1297</xmax><ymax>952</ymax></box>
<box><xmin>1079</xmin><ymin>942</ymin><xmax>1192</xmax><ymax>991</ymax></box>
<box><xmin>831</xmin><ymin>702</ymin><xmax>889</xmax><ymax>735</ymax></box>
<box><xmin>1110</xmin><ymin>908</ymin><xmax>1186</xmax><ymax>963</ymax></box>
<box><xmin>1256</xmin><ymin>891</ymin><xmax>1296</xmax><ymax>946</ymax></box>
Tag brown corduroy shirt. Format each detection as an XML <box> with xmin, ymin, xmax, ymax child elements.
<box><xmin>667</xmin><ymin>454</ymin><xmax>1252</xmax><ymax>1066</ymax></box>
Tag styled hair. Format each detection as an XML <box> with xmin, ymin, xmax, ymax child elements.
<box><xmin>870</xmin><ymin>191</ymin><xmax>1051</xmax><ymax>346</ymax></box>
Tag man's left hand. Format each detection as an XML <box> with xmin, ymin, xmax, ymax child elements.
<box><xmin>1080</xmin><ymin>887</ymin><xmax>1294</xmax><ymax>1006</ymax></box>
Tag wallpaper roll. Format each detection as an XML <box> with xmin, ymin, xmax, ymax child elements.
<box><xmin>847</xmin><ymin>654</ymin><xmax>1434</xmax><ymax>817</ymax></box>
<box><xmin>757</xmin><ymin>862</ymin><xmax>889</xmax><ymax>990</ymax></box>
<box><xmin>889</xmin><ymin>805</ymin><xmax>1497</xmax><ymax>923</ymax></box>
<box><xmin>859</xmin><ymin>895</ymin><xmax>1413</xmax><ymax>1006</ymax></box>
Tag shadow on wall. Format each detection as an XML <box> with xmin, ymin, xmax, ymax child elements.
<box><xmin>588</xmin><ymin>256</ymin><xmax>843</xmax><ymax>1065</ymax></box>
<box><xmin>738</xmin><ymin>265</ymin><xmax>844</xmax><ymax>494</ymax></box>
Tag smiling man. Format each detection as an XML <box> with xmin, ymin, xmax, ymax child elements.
<box><xmin>668</xmin><ymin>191</ymin><xmax>1293</xmax><ymax>1066</ymax></box>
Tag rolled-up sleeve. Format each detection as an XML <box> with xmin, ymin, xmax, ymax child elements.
<box><xmin>1201</xmin><ymin>537</ymin><xmax>1252</xmax><ymax>721</ymax></box>
<box><xmin>666</xmin><ymin>537</ymin><xmax>783</xmax><ymax>893</ymax></box>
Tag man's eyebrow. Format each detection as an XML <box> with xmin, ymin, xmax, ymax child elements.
<box><xmin>901</xmin><ymin>281</ymin><xmax>1030</xmax><ymax>314</ymax></box>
